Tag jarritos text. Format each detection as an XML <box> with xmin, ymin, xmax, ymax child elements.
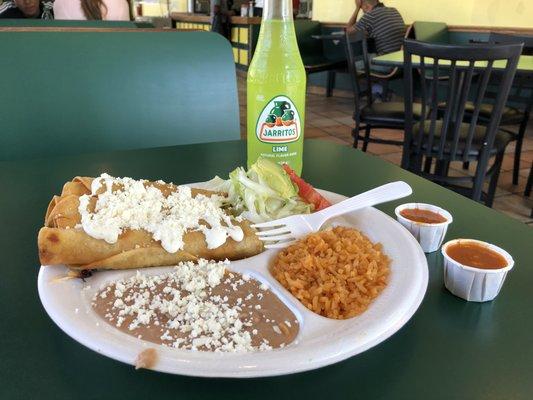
<box><xmin>256</xmin><ymin>96</ymin><xmax>301</xmax><ymax>143</ymax></box>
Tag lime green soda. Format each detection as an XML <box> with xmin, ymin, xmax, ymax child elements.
<box><xmin>247</xmin><ymin>0</ymin><xmax>306</xmax><ymax>175</ymax></box>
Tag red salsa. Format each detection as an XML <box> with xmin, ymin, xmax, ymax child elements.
<box><xmin>400</xmin><ymin>208</ymin><xmax>447</xmax><ymax>224</ymax></box>
<box><xmin>446</xmin><ymin>242</ymin><xmax>508</xmax><ymax>270</ymax></box>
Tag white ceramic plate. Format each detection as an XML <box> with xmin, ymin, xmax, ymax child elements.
<box><xmin>38</xmin><ymin>189</ymin><xmax>428</xmax><ymax>378</ymax></box>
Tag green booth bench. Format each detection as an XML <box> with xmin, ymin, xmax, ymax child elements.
<box><xmin>0</xmin><ymin>30</ymin><xmax>240</xmax><ymax>161</ymax></box>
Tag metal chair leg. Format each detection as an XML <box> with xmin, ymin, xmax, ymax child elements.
<box><xmin>382</xmin><ymin>79</ymin><xmax>390</xmax><ymax>101</ymax></box>
<box><xmin>361</xmin><ymin>125</ymin><xmax>371</xmax><ymax>152</ymax></box>
<box><xmin>512</xmin><ymin>117</ymin><xmax>528</xmax><ymax>185</ymax></box>
<box><xmin>463</xmin><ymin>161</ymin><xmax>470</xmax><ymax>170</ymax></box>
<box><xmin>486</xmin><ymin>151</ymin><xmax>505</xmax><ymax>208</ymax></box>
<box><xmin>423</xmin><ymin>157</ymin><xmax>432</xmax><ymax>173</ymax></box>
<box><xmin>525</xmin><ymin>162</ymin><xmax>532</xmax><ymax>197</ymax></box>
<box><xmin>326</xmin><ymin>70</ymin><xmax>336</xmax><ymax>97</ymax></box>
<box><xmin>352</xmin><ymin>124</ymin><xmax>361</xmax><ymax>149</ymax></box>
<box><xmin>442</xmin><ymin>160</ymin><xmax>450</xmax><ymax>176</ymax></box>
<box><xmin>435</xmin><ymin>160</ymin><xmax>448</xmax><ymax>177</ymax></box>
<box><xmin>414</xmin><ymin>154</ymin><xmax>424</xmax><ymax>172</ymax></box>
<box><xmin>405</xmin><ymin>151</ymin><xmax>422</xmax><ymax>172</ymax></box>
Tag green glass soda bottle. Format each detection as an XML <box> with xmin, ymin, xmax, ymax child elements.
<box><xmin>247</xmin><ymin>0</ymin><xmax>306</xmax><ymax>175</ymax></box>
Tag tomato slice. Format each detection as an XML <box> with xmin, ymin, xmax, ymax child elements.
<box><xmin>282</xmin><ymin>164</ymin><xmax>332</xmax><ymax>211</ymax></box>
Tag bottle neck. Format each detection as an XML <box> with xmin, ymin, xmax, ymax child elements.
<box><xmin>262</xmin><ymin>0</ymin><xmax>293</xmax><ymax>20</ymax></box>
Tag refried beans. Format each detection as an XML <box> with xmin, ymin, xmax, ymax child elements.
<box><xmin>92</xmin><ymin>259</ymin><xmax>299</xmax><ymax>352</ymax></box>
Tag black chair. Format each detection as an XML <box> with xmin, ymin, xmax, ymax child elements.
<box><xmin>344</xmin><ymin>30</ymin><xmax>424</xmax><ymax>151</ymax></box>
<box><xmin>485</xmin><ymin>33</ymin><xmax>533</xmax><ymax>185</ymax></box>
<box><xmin>525</xmin><ymin>162</ymin><xmax>532</xmax><ymax>198</ymax></box>
<box><xmin>460</xmin><ymin>33</ymin><xmax>533</xmax><ymax>184</ymax></box>
<box><xmin>402</xmin><ymin>40</ymin><xmax>522</xmax><ymax>206</ymax></box>
<box><xmin>526</xmin><ymin>162</ymin><xmax>532</xmax><ymax>219</ymax></box>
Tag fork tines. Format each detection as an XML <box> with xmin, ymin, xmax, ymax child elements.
<box><xmin>252</xmin><ymin>223</ymin><xmax>296</xmax><ymax>249</ymax></box>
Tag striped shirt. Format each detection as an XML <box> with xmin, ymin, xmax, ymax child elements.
<box><xmin>356</xmin><ymin>5</ymin><xmax>405</xmax><ymax>55</ymax></box>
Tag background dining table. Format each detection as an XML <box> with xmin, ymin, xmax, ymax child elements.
<box><xmin>1</xmin><ymin>140</ymin><xmax>532</xmax><ymax>400</ymax></box>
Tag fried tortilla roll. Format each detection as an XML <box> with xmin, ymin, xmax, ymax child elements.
<box><xmin>38</xmin><ymin>177</ymin><xmax>263</xmax><ymax>270</ymax></box>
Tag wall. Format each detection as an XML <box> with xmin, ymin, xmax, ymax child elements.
<box><xmin>139</xmin><ymin>0</ymin><xmax>185</xmax><ymax>16</ymax></box>
<box><xmin>313</xmin><ymin>0</ymin><xmax>533</xmax><ymax>27</ymax></box>
<box><xmin>172</xmin><ymin>0</ymin><xmax>187</xmax><ymax>12</ymax></box>
<box><xmin>139</xmin><ymin>1</ymin><xmax>170</xmax><ymax>16</ymax></box>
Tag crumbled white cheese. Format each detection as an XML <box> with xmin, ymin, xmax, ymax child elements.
<box><xmin>78</xmin><ymin>173</ymin><xmax>244</xmax><ymax>253</ymax></box>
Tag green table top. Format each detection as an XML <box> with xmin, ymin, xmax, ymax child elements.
<box><xmin>1</xmin><ymin>140</ymin><xmax>532</xmax><ymax>400</ymax></box>
<box><xmin>373</xmin><ymin>50</ymin><xmax>533</xmax><ymax>72</ymax></box>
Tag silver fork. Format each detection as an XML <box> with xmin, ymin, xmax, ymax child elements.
<box><xmin>253</xmin><ymin>181</ymin><xmax>413</xmax><ymax>249</ymax></box>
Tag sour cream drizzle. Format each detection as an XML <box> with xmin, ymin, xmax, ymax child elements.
<box><xmin>77</xmin><ymin>174</ymin><xmax>244</xmax><ymax>252</ymax></box>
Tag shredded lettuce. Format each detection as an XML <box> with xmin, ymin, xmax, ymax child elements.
<box><xmin>195</xmin><ymin>158</ymin><xmax>312</xmax><ymax>223</ymax></box>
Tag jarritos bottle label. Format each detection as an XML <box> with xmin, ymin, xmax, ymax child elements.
<box><xmin>256</xmin><ymin>95</ymin><xmax>301</xmax><ymax>143</ymax></box>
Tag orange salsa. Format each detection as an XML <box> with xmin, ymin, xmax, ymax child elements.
<box><xmin>446</xmin><ymin>242</ymin><xmax>508</xmax><ymax>270</ymax></box>
<box><xmin>400</xmin><ymin>208</ymin><xmax>447</xmax><ymax>224</ymax></box>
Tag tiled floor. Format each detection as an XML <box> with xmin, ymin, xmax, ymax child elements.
<box><xmin>237</xmin><ymin>75</ymin><xmax>533</xmax><ymax>225</ymax></box>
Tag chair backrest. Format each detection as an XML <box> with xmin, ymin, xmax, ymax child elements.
<box><xmin>344</xmin><ymin>30</ymin><xmax>373</xmax><ymax>119</ymax></box>
<box><xmin>0</xmin><ymin>31</ymin><xmax>240</xmax><ymax>161</ymax></box>
<box><xmin>413</xmin><ymin>21</ymin><xmax>449</xmax><ymax>44</ymax></box>
<box><xmin>488</xmin><ymin>33</ymin><xmax>533</xmax><ymax>112</ymax></box>
<box><xmin>402</xmin><ymin>40</ymin><xmax>522</xmax><ymax>177</ymax></box>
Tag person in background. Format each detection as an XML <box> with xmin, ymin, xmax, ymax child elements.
<box><xmin>253</xmin><ymin>0</ymin><xmax>263</xmax><ymax>17</ymax></box>
<box><xmin>54</xmin><ymin>0</ymin><xmax>129</xmax><ymax>20</ymax></box>
<box><xmin>0</xmin><ymin>0</ymin><xmax>53</xmax><ymax>18</ymax></box>
<box><xmin>346</xmin><ymin>0</ymin><xmax>405</xmax><ymax>56</ymax></box>
<box><xmin>211</xmin><ymin>0</ymin><xmax>234</xmax><ymax>38</ymax></box>
<box><xmin>292</xmin><ymin>0</ymin><xmax>299</xmax><ymax>17</ymax></box>
<box><xmin>346</xmin><ymin>0</ymin><xmax>405</xmax><ymax>95</ymax></box>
